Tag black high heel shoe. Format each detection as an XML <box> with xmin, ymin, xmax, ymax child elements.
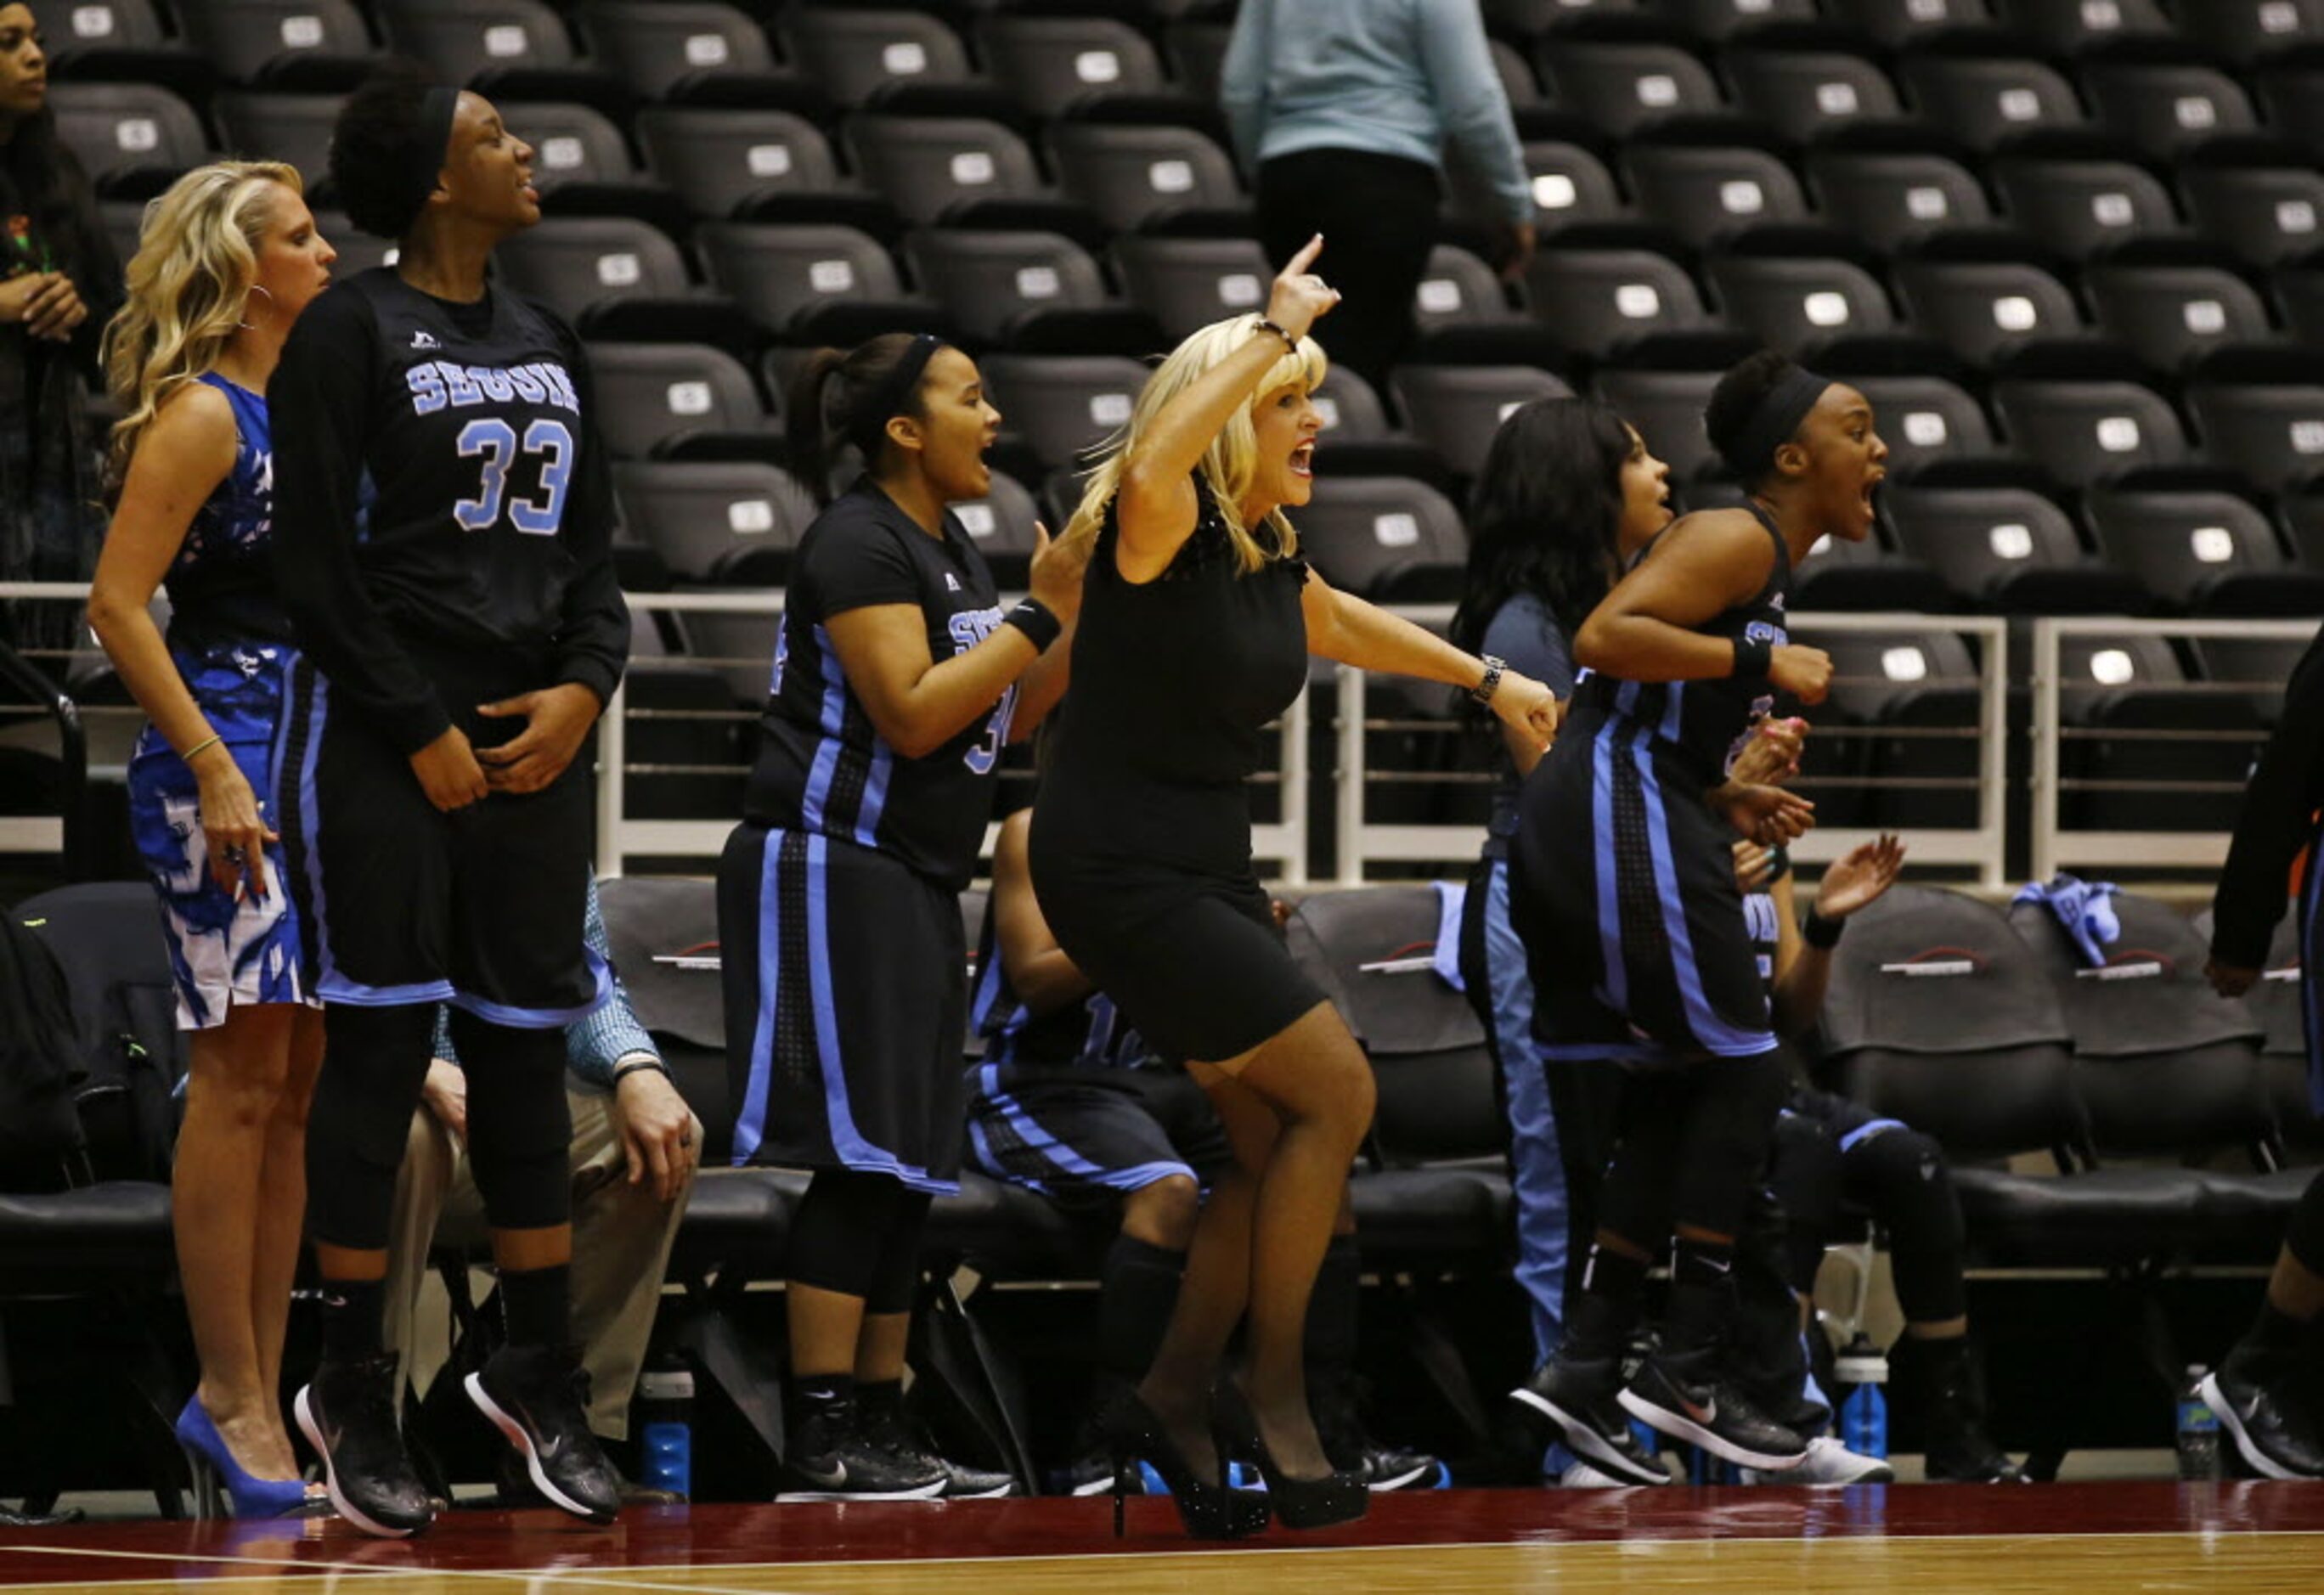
<box><xmin>1215</xmin><ymin>1380</ymin><xmax>1369</xmax><ymax>1530</ymax></box>
<box><xmin>1103</xmin><ymin>1389</ymin><xmax>1270</xmax><ymax>1541</ymax></box>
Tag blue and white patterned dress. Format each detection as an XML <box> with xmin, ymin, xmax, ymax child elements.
<box><xmin>124</xmin><ymin>373</ymin><xmax>310</xmax><ymax>1029</ymax></box>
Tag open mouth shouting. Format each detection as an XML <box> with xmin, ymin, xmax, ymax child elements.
<box><xmin>1289</xmin><ymin>439</ymin><xmax>1316</xmax><ymax>481</ymax></box>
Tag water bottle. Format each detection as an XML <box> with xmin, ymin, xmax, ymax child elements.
<box><xmin>1834</xmin><ymin>1333</ymin><xmax>1890</xmax><ymax>1461</ymax></box>
<box><xmin>636</xmin><ymin>1349</ymin><xmax>695</xmax><ymax>1500</ymax></box>
<box><xmin>2176</xmin><ymin>1365</ymin><xmax>2222</xmax><ymax>1482</ymax></box>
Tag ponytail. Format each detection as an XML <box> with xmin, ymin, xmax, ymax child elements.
<box><xmin>782</xmin><ymin>331</ymin><xmax>945</xmax><ymax>508</ymax></box>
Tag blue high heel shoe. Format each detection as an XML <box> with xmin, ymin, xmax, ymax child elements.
<box><xmin>176</xmin><ymin>1397</ymin><xmax>308</xmax><ymax>1520</ymax></box>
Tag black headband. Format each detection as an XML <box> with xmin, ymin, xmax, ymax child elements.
<box><xmin>402</xmin><ymin>85</ymin><xmax>460</xmax><ymax>228</ymax></box>
<box><xmin>846</xmin><ymin>333</ymin><xmax>945</xmax><ymax>454</ymax></box>
<box><xmin>1728</xmin><ymin>364</ymin><xmax>1832</xmax><ymax>479</ymax></box>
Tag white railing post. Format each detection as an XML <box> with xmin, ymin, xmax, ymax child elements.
<box><xmin>1277</xmin><ymin>686</ymin><xmax>1311</xmax><ymax>886</ymax></box>
<box><xmin>2029</xmin><ymin>619</ymin><xmax>2061</xmax><ymax>885</ymax></box>
<box><xmin>595</xmin><ymin>674</ymin><xmax>627</xmax><ymax>880</ymax></box>
<box><xmin>1977</xmin><ymin>617</ymin><xmax>2009</xmax><ymax>890</ymax></box>
<box><xmin>1334</xmin><ymin>664</ymin><xmax>1366</xmax><ymax>886</ymax></box>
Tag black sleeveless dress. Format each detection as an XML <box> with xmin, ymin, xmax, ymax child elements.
<box><xmin>1029</xmin><ymin>481</ymin><xmax>1328</xmax><ymax>1065</ymax></box>
<box><xmin>1508</xmin><ymin>504</ymin><xmax>1795</xmax><ymax>1067</ymax></box>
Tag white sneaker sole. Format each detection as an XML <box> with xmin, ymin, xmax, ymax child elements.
<box><xmin>292</xmin><ymin>1384</ymin><xmax>425</xmax><ymax>1540</ymax></box>
<box><xmin>463</xmin><ymin>1372</ymin><xmax>616</xmax><ymax>1525</ymax></box>
<box><xmin>1618</xmin><ymin>1387</ymin><xmax>1807</xmax><ymax>1472</ymax></box>
<box><xmin>2201</xmin><ymin>1372</ymin><xmax>2316</xmax><ymax>1482</ymax></box>
<box><xmin>1510</xmin><ymin>1387</ymin><xmax>1668</xmax><ymax>1486</ymax></box>
<box><xmin>1366</xmin><ymin>1461</ymin><xmax>1435</xmax><ymax>1492</ymax></box>
<box><xmin>776</xmin><ymin>1480</ymin><xmax>948</xmax><ymax>1502</ymax></box>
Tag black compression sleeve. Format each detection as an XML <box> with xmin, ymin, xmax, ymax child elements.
<box><xmin>547</xmin><ymin>329</ymin><xmax>629</xmax><ymax>707</ymax></box>
<box><xmin>268</xmin><ymin>288</ymin><xmax>456</xmax><ymax>755</ymax></box>
<box><xmin>2213</xmin><ymin>625</ymin><xmax>2324</xmax><ymax>969</ymax></box>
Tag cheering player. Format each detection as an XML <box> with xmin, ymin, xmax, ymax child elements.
<box><xmin>268</xmin><ymin>71</ymin><xmax>628</xmax><ymax>1536</ymax></box>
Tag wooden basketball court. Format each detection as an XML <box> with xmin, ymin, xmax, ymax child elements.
<box><xmin>3</xmin><ymin>1482</ymin><xmax>2319</xmax><ymax>1593</ymax></box>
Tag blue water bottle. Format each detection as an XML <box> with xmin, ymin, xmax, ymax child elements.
<box><xmin>1834</xmin><ymin>1333</ymin><xmax>1889</xmax><ymax>1461</ymax></box>
<box><xmin>637</xmin><ymin>1350</ymin><xmax>695</xmax><ymax>1501</ymax></box>
<box><xmin>2176</xmin><ymin>1365</ymin><xmax>2222</xmax><ymax>1481</ymax></box>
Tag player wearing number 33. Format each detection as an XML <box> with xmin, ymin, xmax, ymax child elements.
<box><xmin>266</xmin><ymin>70</ymin><xmax>630</xmax><ymax>1536</ymax></box>
<box><xmin>718</xmin><ymin>331</ymin><xmax>1081</xmax><ymax>1501</ymax></box>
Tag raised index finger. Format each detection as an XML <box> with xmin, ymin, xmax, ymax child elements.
<box><xmin>1283</xmin><ymin>233</ymin><xmax>1324</xmax><ymax>278</ymax></box>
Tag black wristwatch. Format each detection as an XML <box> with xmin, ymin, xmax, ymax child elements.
<box><xmin>1470</xmin><ymin>655</ymin><xmax>1507</xmax><ymax>705</ymax></box>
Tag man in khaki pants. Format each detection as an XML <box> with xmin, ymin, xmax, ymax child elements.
<box><xmin>382</xmin><ymin>876</ymin><xmax>701</xmax><ymax>1503</ymax></box>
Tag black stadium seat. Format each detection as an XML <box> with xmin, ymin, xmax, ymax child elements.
<box><xmin>1808</xmin><ymin>150</ymin><xmax>1994</xmax><ymax>255</ymax></box>
<box><xmin>1623</xmin><ymin>144</ymin><xmax>1812</xmax><ymax>251</ymax></box>
<box><xmin>2086</xmin><ymin>265</ymin><xmax>2278</xmax><ymax>373</ymax></box>
<box><xmin>980</xmin><ymin>354</ymin><xmax>1149</xmax><ymax>474</ymax></box>
<box><xmin>178</xmin><ymin>0</ymin><xmax>372</xmax><ymax>87</ymax></box>
<box><xmin>1830</xmin><ymin>0</ymin><xmax>2000</xmax><ymax>47</ymax></box>
<box><xmin>1723</xmin><ymin>48</ymin><xmax>1904</xmax><ymax>144</ymax></box>
<box><xmin>1990</xmin><ymin>157</ymin><xmax>2184</xmax><ymax>262</ymax></box>
<box><xmin>2084</xmin><ymin>488</ymin><xmax>2324</xmax><ymax>615</ymax></box>
<box><xmin>48</xmin><ymin>82</ymin><xmax>209</xmax><ymax>187</ymax></box>
<box><xmin>378</xmin><ymin>0</ymin><xmax>590</xmax><ymax>89</ymax></box>
<box><xmin>1536</xmin><ymin>40</ymin><xmax>1727</xmax><ymax>138</ymax></box>
<box><xmin>2054</xmin><ymin>630</ymin><xmax>2270</xmax><ymax>831</ymax></box>
<box><xmin>636</xmin><ymin>108</ymin><xmax>845</xmax><ymax>220</ymax></box>
<box><xmin>1592</xmin><ymin>365</ymin><xmax>1725</xmax><ymax>479</ymax></box>
<box><xmin>1524</xmin><ymin>247</ymin><xmax>1722</xmax><ymax>358</ymax></box>
<box><xmin>2079</xmin><ymin>62</ymin><xmax>2260</xmax><ymax>161</ymax></box>
<box><xmin>212</xmin><ymin>92</ymin><xmax>343</xmax><ymax>194</ymax></box>
<box><xmin>1892</xmin><ymin>258</ymin><xmax>2088</xmax><ymax>369</ymax></box>
<box><xmin>977</xmin><ymin>15</ymin><xmax>1172</xmax><ymax>120</ymax></box>
<box><xmin>902</xmin><ymin>228</ymin><xmax>1135</xmax><ymax>349</ymax></box>
<box><xmin>1992</xmin><ymin>378</ymin><xmax>2192</xmax><ymax>486</ymax></box>
<box><xmin>1295</xmin><ymin>476</ymin><xmax>1470</xmax><ymax>604</ymax></box>
<box><xmin>1998</xmin><ymin>0</ymin><xmax>2174</xmax><ymax>53</ymax></box>
<box><xmin>1046</xmin><ymin>122</ymin><xmax>1244</xmax><ymax>234</ymax></box>
<box><xmin>1886</xmin><ymin>483</ymin><xmax>2144</xmax><ymax>612</ymax></box>
<box><xmin>1111</xmin><ymin>234</ymin><xmax>1272</xmax><ymax>341</ymax></box>
<box><xmin>843</xmin><ymin>116</ymin><xmax>1047</xmax><ymax>227</ymax></box>
<box><xmin>781</xmin><ymin>7</ymin><xmax>976</xmax><ymax>110</ymax></box>
<box><xmin>2188</xmin><ymin>379</ymin><xmax>2324</xmax><ymax>493</ymax></box>
<box><xmin>584</xmin><ymin>341</ymin><xmax>770</xmax><ymax>459</ymax></box>
<box><xmin>1898</xmin><ymin>53</ymin><xmax>2088</xmax><ymax>151</ymax></box>
<box><xmin>494</xmin><ymin>217</ymin><xmax>697</xmax><ymax>324</ymax></box>
<box><xmin>504</xmin><ymin>101</ymin><xmax>647</xmax><ymax>197</ymax></box>
<box><xmin>1518</xmin><ymin>141</ymin><xmax>1627</xmax><ymax>234</ymax></box>
<box><xmin>576</xmin><ymin>3</ymin><xmax>782</xmax><ymax>102</ymax></box>
<box><xmin>1388</xmin><ymin>365</ymin><xmax>1575</xmax><ymax>480</ymax></box>
<box><xmin>696</xmin><ymin>222</ymin><xmax>923</xmax><ymax>340</ymax></box>
<box><xmin>1847</xmin><ymin>375</ymin><xmax>2003</xmax><ymax>478</ymax></box>
<box><xmin>1704</xmin><ymin>256</ymin><xmax>1898</xmax><ymax>360</ymax></box>
<box><xmin>2175</xmin><ymin>0</ymin><xmax>2324</xmax><ymax>66</ymax></box>
<box><xmin>612</xmin><ymin>461</ymin><xmax>816</xmax><ymax>586</ymax></box>
<box><xmin>2179</xmin><ymin>159</ymin><xmax>2324</xmax><ymax>268</ymax></box>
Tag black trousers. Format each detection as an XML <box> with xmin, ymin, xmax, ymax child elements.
<box><xmin>1256</xmin><ymin>147</ymin><xmax>1441</xmax><ymax>393</ymax></box>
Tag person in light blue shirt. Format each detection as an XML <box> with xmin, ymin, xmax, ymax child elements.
<box><xmin>1221</xmin><ymin>0</ymin><xmax>1534</xmax><ymax>387</ymax></box>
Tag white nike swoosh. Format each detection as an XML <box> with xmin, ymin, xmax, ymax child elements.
<box><xmin>795</xmin><ymin>1460</ymin><xmax>845</xmax><ymax>1488</ymax></box>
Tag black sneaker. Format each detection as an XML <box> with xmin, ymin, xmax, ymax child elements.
<box><xmin>1354</xmin><ymin>1441</ymin><xmax>1447</xmax><ymax>1492</ymax></box>
<box><xmin>493</xmin><ymin>1448</ymin><xmax>686</xmax><ymax>1508</ymax></box>
<box><xmin>1310</xmin><ymin>1372</ymin><xmax>1446</xmax><ymax>1491</ymax></box>
<box><xmin>856</xmin><ymin>1385</ymin><xmax>1017</xmax><ymax>1499</ymax></box>
<box><xmin>1052</xmin><ymin>1448</ymin><xmax>1142</xmax><ymax>1498</ymax></box>
<box><xmin>1620</xmin><ymin>1348</ymin><xmax>1809</xmax><ymax>1472</ymax></box>
<box><xmin>1892</xmin><ymin>1335</ymin><xmax>2028</xmax><ymax>1484</ymax></box>
<box><xmin>294</xmin><ymin>1352</ymin><xmax>436</xmax><ymax>1538</ymax></box>
<box><xmin>2204</xmin><ymin>1361</ymin><xmax>2324</xmax><ymax>1481</ymax></box>
<box><xmin>776</xmin><ymin>1404</ymin><xmax>947</xmax><ymax>1502</ymax></box>
<box><xmin>464</xmin><ymin>1345</ymin><xmax>623</xmax><ymax>1525</ymax></box>
<box><xmin>1510</xmin><ymin>1356</ymin><xmax>1669</xmax><ymax>1486</ymax></box>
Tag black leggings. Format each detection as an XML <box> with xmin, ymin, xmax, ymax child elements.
<box><xmin>306</xmin><ymin>1003</ymin><xmax>572</xmax><ymax>1249</ymax></box>
<box><xmin>2287</xmin><ymin>1166</ymin><xmax>2324</xmax><ymax>1278</ymax></box>
<box><xmin>1256</xmin><ymin>147</ymin><xmax>1441</xmax><ymax>392</ymax></box>
<box><xmin>1594</xmin><ymin>1052</ymin><xmax>1791</xmax><ymax>1253</ymax></box>
<box><xmin>788</xmin><ymin>1169</ymin><xmax>932</xmax><ymax>1315</ymax></box>
<box><xmin>1768</xmin><ymin>1118</ymin><xmax>1969</xmax><ymax>1325</ymax></box>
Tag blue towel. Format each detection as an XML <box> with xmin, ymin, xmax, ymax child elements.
<box><xmin>2011</xmin><ymin>873</ymin><xmax>2122</xmax><ymax>967</ymax></box>
<box><xmin>1431</xmin><ymin>880</ymin><xmax>1467</xmax><ymax>993</ymax></box>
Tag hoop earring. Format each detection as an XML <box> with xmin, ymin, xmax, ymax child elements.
<box><xmin>234</xmin><ymin>284</ymin><xmax>274</xmax><ymax>333</ymax></box>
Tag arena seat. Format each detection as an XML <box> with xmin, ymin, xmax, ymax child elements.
<box><xmin>1808</xmin><ymin>149</ymin><xmax>1994</xmax><ymax>255</ymax></box>
<box><xmin>1817</xmin><ymin>886</ymin><xmax>2212</xmax><ymax>1266</ymax></box>
<box><xmin>903</xmin><ymin>228</ymin><xmax>1152</xmax><ymax>352</ymax></box>
<box><xmin>1997</xmin><ymin>0</ymin><xmax>2174</xmax><ymax>53</ymax></box>
<box><xmin>1388</xmin><ymin>365</ymin><xmax>1575</xmax><ymax>479</ymax></box>
<box><xmin>1892</xmin><ymin>258</ymin><xmax>2089</xmax><ymax>370</ymax></box>
<box><xmin>1830</xmin><ymin>0</ymin><xmax>2000</xmax><ymax>50</ymax></box>
<box><xmin>2084</xmin><ymin>487</ymin><xmax>2324</xmax><ymax>615</ymax></box>
<box><xmin>635</xmin><ymin>109</ymin><xmax>847</xmax><ymax>221</ymax></box>
<box><xmin>1992</xmin><ymin>378</ymin><xmax>2195</xmax><ymax>486</ymax></box>
<box><xmin>377</xmin><ymin>0</ymin><xmax>603</xmax><ymax>98</ymax></box>
<box><xmin>582</xmin><ymin>341</ymin><xmax>771</xmax><ymax>460</ymax></box>
<box><xmin>573</xmin><ymin>1</ymin><xmax>783</xmax><ymax>103</ymax></box>
<box><xmin>1624</xmin><ymin>144</ymin><xmax>1813</xmax><ymax>251</ymax></box>
<box><xmin>2187</xmin><ymin>376</ymin><xmax>2324</xmax><ymax>494</ymax></box>
<box><xmin>2005</xmin><ymin>891</ymin><xmax>2273</xmax><ymax>1164</ymax></box>
<box><xmin>1535</xmin><ymin>39</ymin><xmax>1729</xmax><ymax>138</ymax></box>
<box><xmin>1705</xmin><ymin>255</ymin><xmax>1898</xmax><ymax>362</ymax></box>
<box><xmin>1800</xmin><ymin>628</ymin><xmax>1984</xmax><ymax>828</ymax></box>
<box><xmin>842</xmin><ymin>116</ymin><xmax>1052</xmax><ymax>228</ymax></box>
<box><xmin>1111</xmin><ymin>234</ymin><xmax>1274</xmax><ymax>341</ymax></box>
<box><xmin>1525</xmin><ymin>245</ymin><xmax>1724</xmax><ymax>359</ymax></box>
<box><xmin>2087</xmin><ymin>264</ymin><xmax>2280</xmax><ymax>375</ymax></box>
<box><xmin>212</xmin><ymin>92</ymin><xmax>346</xmax><ymax>197</ymax></box>
<box><xmin>1886</xmin><ymin>482</ymin><xmax>2146</xmax><ymax>612</ymax></box>
<box><xmin>48</xmin><ymin>82</ymin><xmax>211</xmax><ymax>190</ymax></box>
<box><xmin>695</xmin><ymin>222</ymin><xmax>928</xmax><ymax>342</ymax></box>
<box><xmin>493</xmin><ymin>216</ymin><xmax>700</xmax><ymax>325</ymax></box>
<box><xmin>2052</xmin><ymin>630</ymin><xmax>2270</xmax><ymax>832</ymax></box>
<box><xmin>950</xmin><ymin>470</ymin><xmax>1046</xmax><ymax>589</ymax></box>
<box><xmin>976</xmin><ymin>15</ymin><xmax>1176</xmax><ymax>121</ymax></box>
<box><xmin>2178</xmin><ymin>156</ymin><xmax>2324</xmax><ymax>268</ymax></box>
<box><xmin>1846</xmin><ymin>373</ymin><xmax>2005</xmax><ymax>479</ymax></box>
<box><xmin>1046</xmin><ymin>121</ymin><xmax>1246</xmax><ymax>234</ymax></box>
<box><xmin>1517</xmin><ymin>141</ymin><xmax>1628</xmax><ymax>235</ymax></box>
<box><xmin>1895</xmin><ymin>52</ymin><xmax>2089</xmax><ymax>152</ymax></box>
<box><xmin>780</xmin><ymin>7</ymin><xmax>978</xmax><ymax>111</ymax></box>
<box><xmin>1990</xmin><ymin>157</ymin><xmax>2186</xmax><ymax>262</ymax></box>
<box><xmin>178</xmin><ymin>0</ymin><xmax>373</xmax><ymax>88</ymax></box>
<box><xmin>980</xmin><ymin>354</ymin><xmax>1151</xmax><ymax>474</ymax></box>
<box><xmin>612</xmin><ymin>461</ymin><xmax>816</xmax><ymax>588</ymax></box>
<box><xmin>2079</xmin><ymin>61</ymin><xmax>2260</xmax><ymax>162</ymax></box>
<box><xmin>1723</xmin><ymin>46</ymin><xmax>1904</xmax><ymax>144</ymax></box>
<box><xmin>1295</xmin><ymin>476</ymin><xmax>1470</xmax><ymax>605</ymax></box>
<box><xmin>2172</xmin><ymin>0</ymin><xmax>2324</xmax><ymax>65</ymax></box>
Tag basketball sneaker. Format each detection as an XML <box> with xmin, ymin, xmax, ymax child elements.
<box><xmin>294</xmin><ymin>1352</ymin><xmax>436</xmax><ymax>1538</ymax></box>
<box><xmin>1740</xmin><ymin>1435</ymin><xmax>1893</xmax><ymax>1485</ymax></box>
<box><xmin>1620</xmin><ymin>1348</ymin><xmax>1810</xmax><ymax>1471</ymax></box>
<box><xmin>855</xmin><ymin>1384</ymin><xmax>1016</xmax><ymax>1499</ymax></box>
<box><xmin>2203</xmin><ymin>1360</ymin><xmax>2324</xmax><ymax>1480</ymax></box>
<box><xmin>464</xmin><ymin>1344</ymin><xmax>623</xmax><ymax>1525</ymax></box>
<box><xmin>1892</xmin><ymin>1334</ymin><xmax>2028</xmax><ymax>1484</ymax></box>
<box><xmin>1510</xmin><ymin>1355</ymin><xmax>1670</xmax><ymax>1486</ymax></box>
<box><xmin>1311</xmin><ymin>1373</ymin><xmax>1447</xmax><ymax>1491</ymax></box>
<box><xmin>777</xmin><ymin>1401</ymin><xmax>947</xmax><ymax>1502</ymax></box>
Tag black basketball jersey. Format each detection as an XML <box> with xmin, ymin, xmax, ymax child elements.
<box><xmin>1569</xmin><ymin>505</ymin><xmax>1794</xmax><ymax>787</ymax></box>
<box><xmin>270</xmin><ymin>268</ymin><xmax>627</xmax><ymax>754</ymax></box>
<box><xmin>967</xmin><ymin>878</ymin><xmax>1145</xmax><ymax>1069</ymax></box>
<box><xmin>743</xmin><ymin>479</ymin><xmax>1011</xmax><ymax>891</ymax></box>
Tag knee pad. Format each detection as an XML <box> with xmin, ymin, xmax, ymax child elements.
<box><xmin>865</xmin><ymin>1192</ymin><xmax>933</xmax><ymax>1316</ymax></box>
<box><xmin>305</xmin><ymin>1003</ymin><xmax>438</xmax><ymax>1248</ymax></box>
<box><xmin>1853</xmin><ymin>1129</ymin><xmax>1967</xmax><ymax>1324</ymax></box>
<box><xmin>454</xmin><ymin>1017</ymin><xmax>574</xmax><ymax>1231</ymax></box>
<box><xmin>789</xmin><ymin>1169</ymin><xmax>908</xmax><ymax>1302</ymax></box>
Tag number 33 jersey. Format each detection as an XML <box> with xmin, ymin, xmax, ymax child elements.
<box><xmin>268</xmin><ymin>267</ymin><xmax>628</xmax><ymax>756</ymax></box>
<box><xmin>744</xmin><ymin>478</ymin><xmax>1011</xmax><ymax>893</ymax></box>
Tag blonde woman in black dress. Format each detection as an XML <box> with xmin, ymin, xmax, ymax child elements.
<box><xmin>1033</xmin><ymin>239</ymin><xmax>1560</xmax><ymax>1535</ymax></box>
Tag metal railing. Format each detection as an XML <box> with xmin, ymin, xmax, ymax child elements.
<box><xmin>13</xmin><ymin>579</ymin><xmax>2310</xmax><ymax>893</ymax></box>
<box><xmin>2029</xmin><ymin>616</ymin><xmax>2313</xmax><ymax>882</ymax></box>
<box><xmin>1335</xmin><ymin>609</ymin><xmax>2012</xmax><ymax>888</ymax></box>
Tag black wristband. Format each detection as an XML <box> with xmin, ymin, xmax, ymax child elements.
<box><xmin>1734</xmin><ymin>635</ymin><xmax>1773</xmax><ymax>679</ymax></box>
<box><xmin>612</xmin><ymin>1056</ymin><xmax>668</xmax><ymax>1085</ymax></box>
<box><xmin>1004</xmin><ymin>597</ymin><xmax>1063</xmax><ymax>652</ymax></box>
<box><xmin>1803</xmin><ymin>908</ymin><xmax>1846</xmax><ymax>950</ymax></box>
<box><xmin>1255</xmin><ymin>317</ymin><xmax>1301</xmax><ymax>355</ymax></box>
